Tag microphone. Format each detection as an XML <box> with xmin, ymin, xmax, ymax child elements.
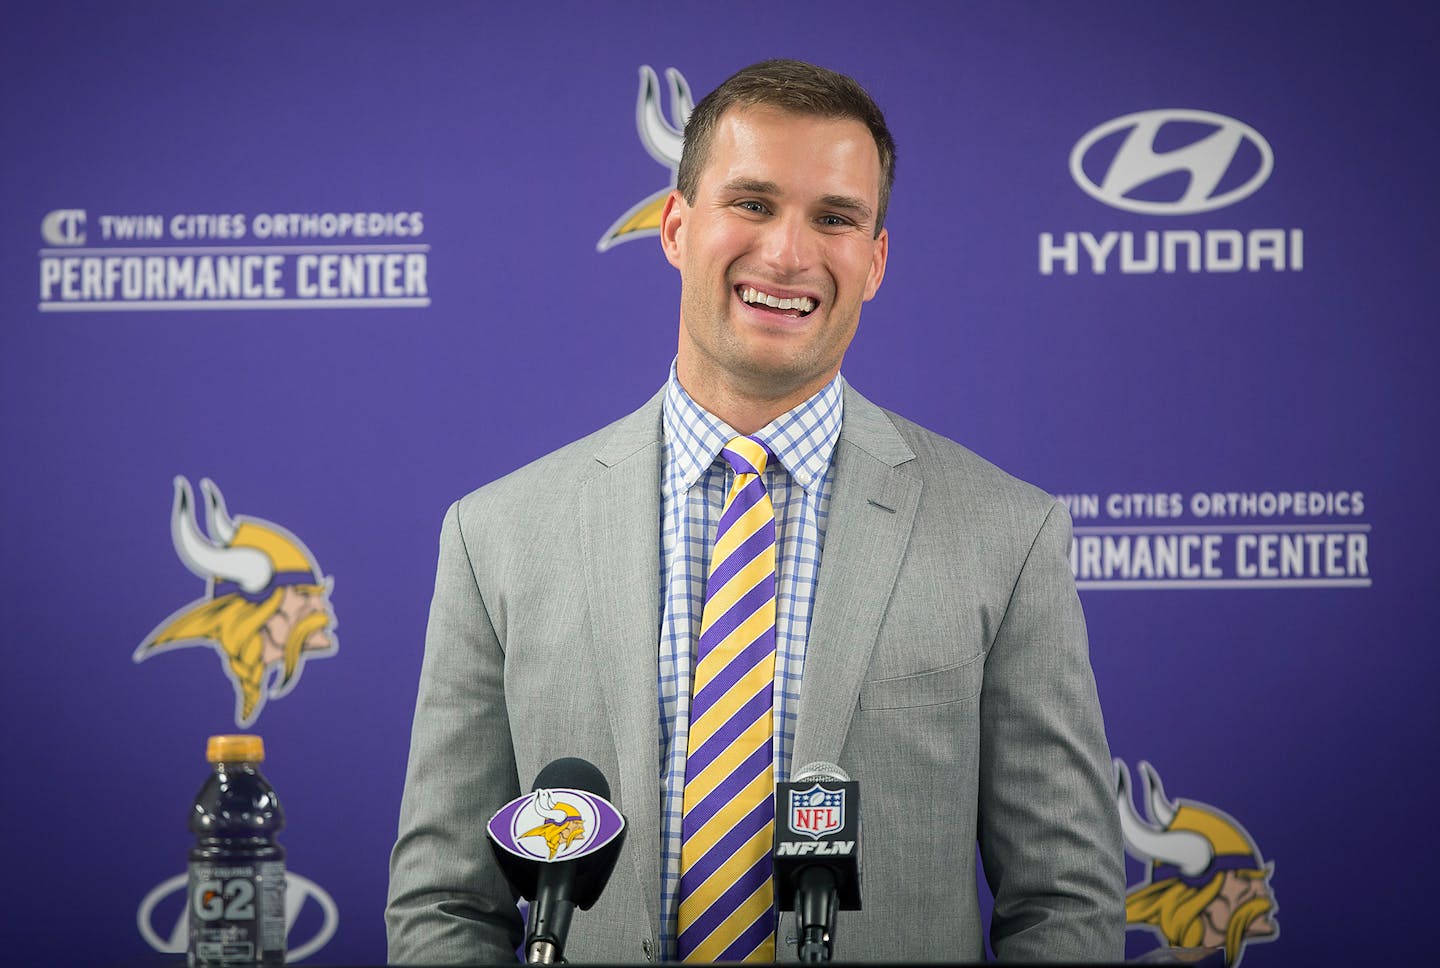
<box><xmin>773</xmin><ymin>761</ymin><xmax>862</xmax><ymax>963</ymax></box>
<box><xmin>486</xmin><ymin>757</ymin><xmax>628</xmax><ymax>964</ymax></box>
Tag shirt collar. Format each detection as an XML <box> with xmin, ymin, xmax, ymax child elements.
<box><xmin>661</xmin><ymin>359</ymin><xmax>844</xmax><ymax>498</ymax></box>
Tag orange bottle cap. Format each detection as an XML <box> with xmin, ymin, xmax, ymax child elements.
<box><xmin>206</xmin><ymin>734</ymin><xmax>265</xmax><ymax>763</ymax></box>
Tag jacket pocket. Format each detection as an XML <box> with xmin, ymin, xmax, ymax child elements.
<box><xmin>858</xmin><ymin>651</ymin><xmax>984</xmax><ymax>710</ymax></box>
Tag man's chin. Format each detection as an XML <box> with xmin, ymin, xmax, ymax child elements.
<box><xmin>720</xmin><ymin>339</ymin><xmax>833</xmax><ymax>389</ymax></box>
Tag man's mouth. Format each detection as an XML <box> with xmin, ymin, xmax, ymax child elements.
<box><xmin>738</xmin><ymin>285</ymin><xmax>817</xmax><ymax>318</ymax></box>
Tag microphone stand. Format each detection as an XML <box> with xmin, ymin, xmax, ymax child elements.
<box><xmin>794</xmin><ymin>866</ymin><xmax>839</xmax><ymax>963</ymax></box>
<box><xmin>525</xmin><ymin>862</ymin><xmax>577</xmax><ymax>964</ymax></box>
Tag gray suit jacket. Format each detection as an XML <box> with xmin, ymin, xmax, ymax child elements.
<box><xmin>387</xmin><ymin>385</ymin><xmax>1124</xmax><ymax>964</ymax></box>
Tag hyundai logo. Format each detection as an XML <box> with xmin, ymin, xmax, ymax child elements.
<box><xmin>1070</xmin><ymin>110</ymin><xmax>1273</xmax><ymax>215</ymax></box>
<box><xmin>137</xmin><ymin>870</ymin><xmax>339</xmax><ymax>962</ymax></box>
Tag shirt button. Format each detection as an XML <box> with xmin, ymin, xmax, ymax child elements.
<box><xmin>642</xmin><ymin>938</ymin><xmax>654</xmax><ymax>961</ymax></box>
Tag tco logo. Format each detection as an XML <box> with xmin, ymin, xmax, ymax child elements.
<box><xmin>137</xmin><ymin>870</ymin><xmax>338</xmax><ymax>962</ymax></box>
<box><xmin>1069</xmin><ymin>110</ymin><xmax>1273</xmax><ymax>215</ymax></box>
<box><xmin>41</xmin><ymin>209</ymin><xmax>87</xmax><ymax>245</ymax></box>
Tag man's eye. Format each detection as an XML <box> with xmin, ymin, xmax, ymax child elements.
<box><xmin>818</xmin><ymin>214</ymin><xmax>853</xmax><ymax>228</ymax></box>
<box><xmin>737</xmin><ymin>200</ymin><xmax>769</xmax><ymax>214</ymax></box>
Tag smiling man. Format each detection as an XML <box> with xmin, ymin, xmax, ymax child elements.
<box><xmin>388</xmin><ymin>60</ymin><xmax>1124</xmax><ymax>964</ymax></box>
<box><xmin>664</xmin><ymin>100</ymin><xmax>888</xmax><ymax>434</ymax></box>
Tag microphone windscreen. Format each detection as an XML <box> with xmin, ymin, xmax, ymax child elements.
<box><xmin>793</xmin><ymin>761</ymin><xmax>850</xmax><ymax>783</ymax></box>
<box><xmin>532</xmin><ymin>757</ymin><xmax>611</xmax><ymax>800</ymax></box>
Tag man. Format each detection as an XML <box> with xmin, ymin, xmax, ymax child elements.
<box><xmin>387</xmin><ymin>60</ymin><xmax>1124</xmax><ymax>963</ymax></box>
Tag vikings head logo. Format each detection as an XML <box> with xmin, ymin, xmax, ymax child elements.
<box><xmin>518</xmin><ymin>789</ymin><xmax>587</xmax><ymax>860</ymax></box>
<box><xmin>596</xmin><ymin>65</ymin><xmax>694</xmax><ymax>252</ymax></box>
<box><xmin>134</xmin><ymin>477</ymin><xmax>337</xmax><ymax>726</ymax></box>
<box><xmin>1116</xmin><ymin>760</ymin><xmax>1278</xmax><ymax>966</ymax></box>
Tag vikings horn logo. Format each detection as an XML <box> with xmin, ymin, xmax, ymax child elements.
<box><xmin>596</xmin><ymin>65</ymin><xmax>694</xmax><ymax>252</ymax></box>
<box><xmin>134</xmin><ymin>477</ymin><xmax>337</xmax><ymax>726</ymax></box>
<box><xmin>1116</xmin><ymin>760</ymin><xmax>1278</xmax><ymax>967</ymax></box>
<box><xmin>518</xmin><ymin>789</ymin><xmax>587</xmax><ymax>860</ymax></box>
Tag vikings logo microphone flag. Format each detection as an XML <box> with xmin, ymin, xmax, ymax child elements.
<box><xmin>488</xmin><ymin>787</ymin><xmax>627</xmax><ymax>864</ymax></box>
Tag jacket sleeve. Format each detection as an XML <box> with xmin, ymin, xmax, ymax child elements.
<box><xmin>978</xmin><ymin>500</ymin><xmax>1126</xmax><ymax>962</ymax></box>
<box><xmin>386</xmin><ymin>500</ymin><xmax>524</xmax><ymax>964</ymax></box>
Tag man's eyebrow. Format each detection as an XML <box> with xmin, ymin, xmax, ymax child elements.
<box><xmin>819</xmin><ymin>194</ymin><xmax>874</xmax><ymax>221</ymax></box>
<box><xmin>720</xmin><ymin>177</ymin><xmax>782</xmax><ymax>196</ymax></box>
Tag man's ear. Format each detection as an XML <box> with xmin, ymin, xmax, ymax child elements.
<box><xmin>863</xmin><ymin>227</ymin><xmax>889</xmax><ymax>301</ymax></box>
<box><xmin>660</xmin><ymin>190</ymin><xmax>686</xmax><ymax>269</ymax></box>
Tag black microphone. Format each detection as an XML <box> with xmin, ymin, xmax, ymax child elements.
<box><xmin>773</xmin><ymin>761</ymin><xmax>862</xmax><ymax>963</ymax></box>
<box><xmin>486</xmin><ymin>757</ymin><xmax>628</xmax><ymax>964</ymax></box>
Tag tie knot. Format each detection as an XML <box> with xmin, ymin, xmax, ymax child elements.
<box><xmin>722</xmin><ymin>436</ymin><xmax>770</xmax><ymax>477</ymax></box>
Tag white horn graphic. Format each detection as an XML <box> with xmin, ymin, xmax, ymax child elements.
<box><xmin>535</xmin><ymin>789</ymin><xmax>568</xmax><ymax>824</ymax></box>
<box><xmin>663</xmin><ymin>68</ymin><xmax>693</xmax><ymax>131</ymax></box>
<box><xmin>1139</xmin><ymin>760</ymin><xmax>1178</xmax><ymax>827</ymax></box>
<box><xmin>201</xmin><ymin>477</ymin><xmax>238</xmax><ymax>544</ymax></box>
<box><xmin>636</xmin><ymin>65</ymin><xmax>691</xmax><ymax>169</ymax></box>
<box><xmin>1115</xmin><ymin>760</ymin><xmax>1213</xmax><ymax>877</ymax></box>
<box><xmin>170</xmin><ymin>477</ymin><xmax>273</xmax><ymax>594</ymax></box>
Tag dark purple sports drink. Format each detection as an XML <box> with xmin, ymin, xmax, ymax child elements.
<box><xmin>187</xmin><ymin>735</ymin><xmax>286</xmax><ymax>967</ymax></box>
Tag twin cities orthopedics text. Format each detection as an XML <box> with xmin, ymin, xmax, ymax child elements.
<box><xmin>37</xmin><ymin>209</ymin><xmax>429</xmax><ymax>311</ymax></box>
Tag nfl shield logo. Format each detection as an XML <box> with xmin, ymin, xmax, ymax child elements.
<box><xmin>788</xmin><ymin>783</ymin><xmax>845</xmax><ymax>839</ymax></box>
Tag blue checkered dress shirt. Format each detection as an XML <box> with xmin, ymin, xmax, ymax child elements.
<box><xmin>657</xmin><ymin>363</ymin><xmax>842</xmax><ymax>960</ymax></box>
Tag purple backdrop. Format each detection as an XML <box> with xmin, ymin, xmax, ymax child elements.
<box><xmin>3</xmin><ymin>2</ymin><xmax>1437</xmax><ymax>964</ymax></box>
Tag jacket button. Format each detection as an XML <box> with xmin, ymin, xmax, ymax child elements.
<box><xmin>642</xmin><ymin>938</ymin><xmax>654</xmax><ymax>961</ymax></box>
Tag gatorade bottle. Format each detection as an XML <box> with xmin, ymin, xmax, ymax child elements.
<box><xmin>187</xmin><ymin>735</ymin><xmax>286</xmax><ymax>966</ymax></box>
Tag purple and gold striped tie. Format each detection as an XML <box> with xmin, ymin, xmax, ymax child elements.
<box><xmin>677</xmin><ymin>436</ymin><xmax>778</xmax><ymax>962</ymax></box>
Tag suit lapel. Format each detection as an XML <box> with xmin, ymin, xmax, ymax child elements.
<box><xmin>579</xmin><ymin>391</ymin><xmax>664</xmax><ymax>939</ymax></box>
<box><xmin>792</xmin><ymin>386</ymin><xmax>920</xmax><ymax>769</ymax></box>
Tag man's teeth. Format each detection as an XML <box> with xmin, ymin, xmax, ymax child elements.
<box><xmin>740</xmin><ymin>287</ymin><xmax>815</xmax><ymax>314</ymax></box>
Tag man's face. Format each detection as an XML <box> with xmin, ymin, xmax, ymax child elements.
<box><xmin>662</xmin><ymin>105</ymin><xmax>888</xmax><ymax>413</ymax></box>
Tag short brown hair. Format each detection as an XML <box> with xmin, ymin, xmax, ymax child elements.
<box><xmin>676</xmin><ymin>59</ymin><xmax>897</xmax><ymax>235</ymax></box>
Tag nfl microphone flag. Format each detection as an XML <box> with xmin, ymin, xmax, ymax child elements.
<box><xmin>773</xmin><ymin>770</ymin><xmax>861</xmax><ymax>911</ymax></box>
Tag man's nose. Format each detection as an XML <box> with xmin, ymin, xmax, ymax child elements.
<box><xmin>760</xmin><ymin>211</ymin><xmax>815</xmax><ymax>276</ymax></box>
